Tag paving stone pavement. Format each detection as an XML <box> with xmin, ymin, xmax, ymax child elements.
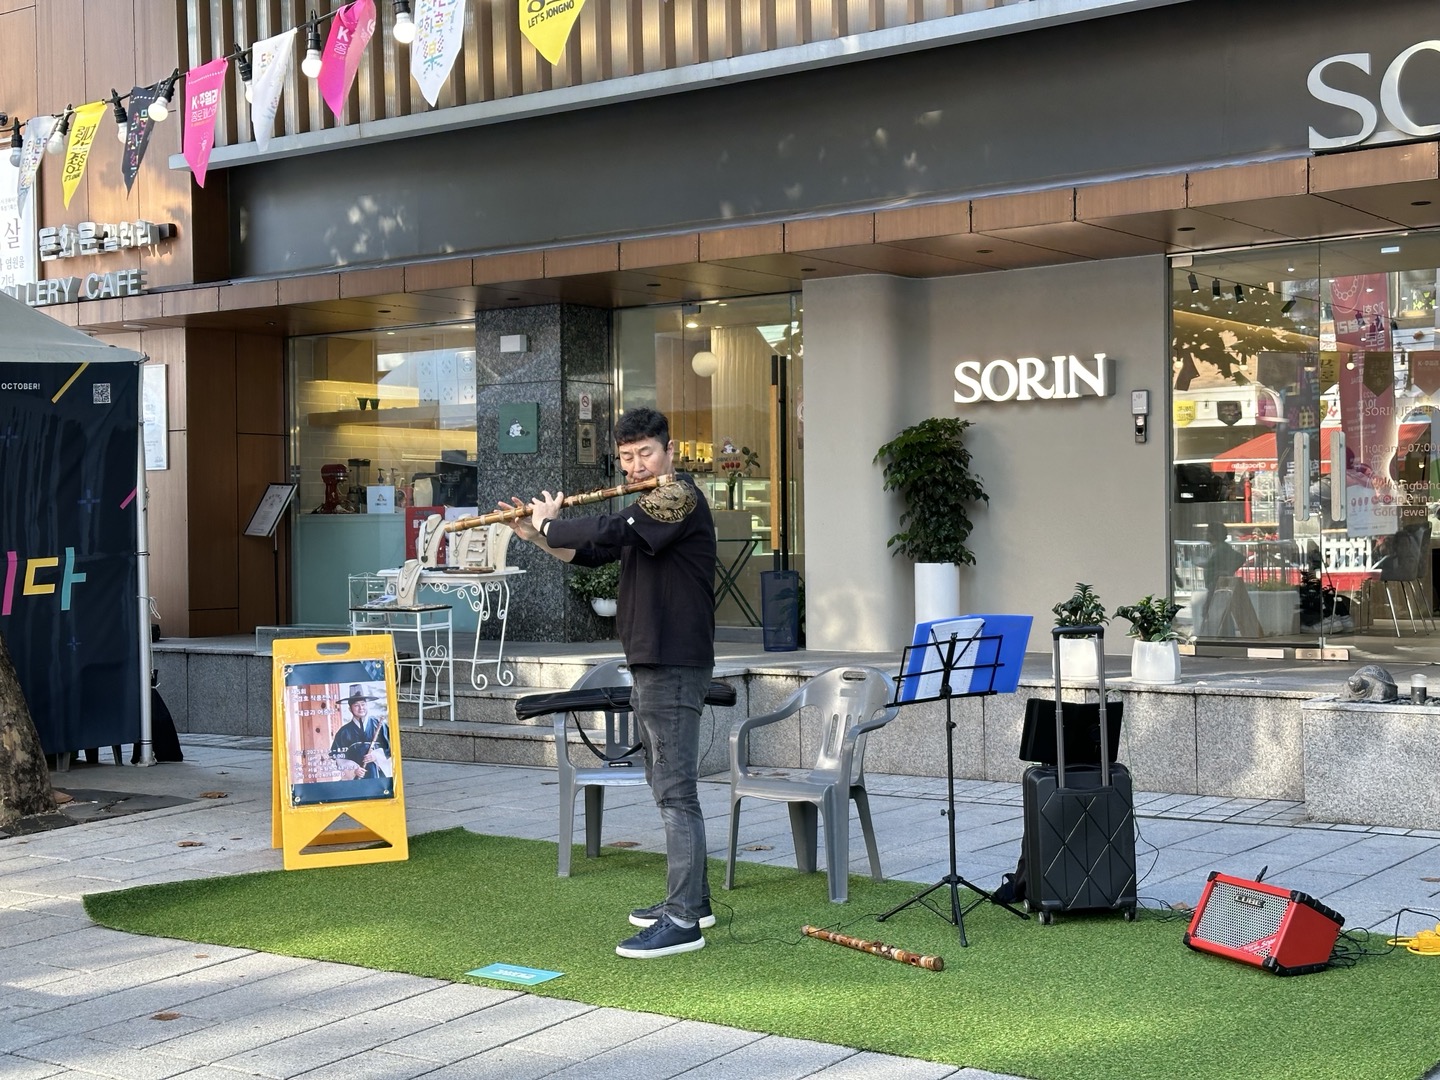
<box><xmin>3</xmin><ymin>735</ymin><xmax>1439</xmax><ymax>1080</ymax></box>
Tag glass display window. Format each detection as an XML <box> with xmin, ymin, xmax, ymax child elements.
<box><xmin>1172</xmin><ymin>234</ymin><xmax>1440</xmax><ymax>649</ymax></box>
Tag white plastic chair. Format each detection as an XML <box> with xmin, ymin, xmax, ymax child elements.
<box><xmin>553</xmin><ymin>659</ymin><xmax>646</xmax><ymax>876</ymax></box>
<box><xmin>725</xmin><ymin>666</ymin><xmax>897</xmax><ymax>903</ymax></box>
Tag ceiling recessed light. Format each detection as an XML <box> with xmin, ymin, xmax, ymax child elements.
<box><xmin>646</xmin><ymin>282</ymin><xmax>661</xmax><ymax>287</ymax></box>
<box><xmin>1177</xmin><ymin>226</ymin><xmax>1196</xmax><ymax>232</ymax></box>
<box><xmin>975</xmin><ymin>249</ymin><xmax>993</xmax><ymax>255</ymax></box>
<box><xmin>1381</xmin><ymin>245</ymin><xmax>1402</xmax><ymax>254</ymax></box>
<box><xmin>800</xmin><ymin>266</ymin><xmax>817</xmax><ymax>272</ymax></box>
<box><xmin>1412</xmin><ymin>200</ymin><xmax>1432</xmax><ymax>206</ymax></box>
<box><xmin>377</xmin><ymin>308</ymin><xmax>391</xmax><ymax>314</ymax></box>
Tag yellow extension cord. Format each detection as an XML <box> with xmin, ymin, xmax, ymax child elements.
<box><xmin>1387</xmin><ymin>924</ymin><xmax>1440</xmax><ymax>955</ymax></box>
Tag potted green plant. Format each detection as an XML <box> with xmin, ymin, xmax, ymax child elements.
<box><xmin>874</xmin><ymin>417</ymin><xmax>988</xmax><ymax>624</ymax></box>
<box><xmin>1115</xmin><ymin>594</ymin><xmax>1182</xmax><ymax>684</ymax></box>
<box><xmin>567</xmin><ymin>562</ymin><xmax>620</xmax><ymax>617</ymax></box>
<box><xmin>1052</xmin><ymin>582</ymin><xmax>1107</xmax><ymax>681</ymax></box>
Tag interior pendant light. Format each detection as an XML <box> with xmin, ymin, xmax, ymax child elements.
<box><xmin>1234</xmin><ymin>284</ymin><xmax>1246</xmax><ymax>304</ymax></box>
<box><xmin>392</xmin><ymin>0</ymin><xmax>416</xmax><ymax>45</ymax></box>
<box><xmin>1211</xmin><ymin>278</ymin><xmax>1221</xmax><ymax>300</ymax></box>
<box><xmin>1188</xmin><ymin>273</ymin><xmax>1199</xmax><ymax>293</ymax></box>
<box><xmin>691</xmin><ymin>350</ymin><xmax>719</xmax><ymax>378</ymax></box>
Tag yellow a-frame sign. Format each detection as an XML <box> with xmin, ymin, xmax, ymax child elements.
<box><xmin>271</xmin><ymin>636</ymin><xmax>409</xmax><ymax>870</ymax></box>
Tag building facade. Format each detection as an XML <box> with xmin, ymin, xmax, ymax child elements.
<box><xmin>5</xmin><ymin>0</ymin><xmax>1440</xmax><ymax>658</ymax></box>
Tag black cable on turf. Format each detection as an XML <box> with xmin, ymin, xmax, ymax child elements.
<box><xmin>714</xmin><ymin>897</ymin><xmax>902</xmax><ymax>948</ymax></box>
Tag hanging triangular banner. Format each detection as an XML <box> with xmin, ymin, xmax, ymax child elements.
<box><xmin>412</xmin><ymin>0</ymin><xmax>466</xmax><ymax>107</ymax></box>
<box><xmin>182</xmin><ymin>56</ymin><xmax>229</xmax><ymax>187</ymax></box>
<box><xmin>1412</xmin><ymin>351</ymin><xmax>1440</xmax><ymax>396</ymax></box>
<box><xmin>250</xmin><ymin>28</ymin><xmax>297</xmax><ymax>153</ymax></box>
<box><xmin>60</xmin><ymin>101</ymin><xmax>107</xmax><ymax>208</ymax></box>
<box><xmin>520</xmin><ymin>0</ymin><xmax>589</xmax><ymax>64</ymax></box>
<box><xmin>319</xmin><ymin>1</ymin><xmax>377</xmax><ymax>120</ymax></box>
<box><xmin>121</xmin><ymin>85</ymin><xmax>158</xmax><ymax>194</ymax></box>
<box><xmin>16</xmin><ymin>115</ymin><xmax>55</xmax><ymax>217</ymax></box>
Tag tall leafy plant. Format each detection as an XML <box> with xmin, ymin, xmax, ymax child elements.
<box><xmin>874</xmin><ymin>417</ymin><xmax>988</xmax><ymax>565</ymax></box>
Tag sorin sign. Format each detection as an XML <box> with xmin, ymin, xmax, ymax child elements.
<box><xmin>1308</xmin><ymin>39</ymin><xmax>1440</xmax><ymax>150</ymax></box>
<box><xmin>954</xmin><ymin>353</ymin><xmax>1113</xmax><ymax>404</ymax></box>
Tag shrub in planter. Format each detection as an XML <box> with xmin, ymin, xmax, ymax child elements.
<box><xmin>1052</xmin><ymin>583</ymin><xmax>1108</xmax><ymax>680</ymax></box>
<box><xmin>567</xmin><ymin>562</ymin><xmax>620</xmax><ymax>616</ymax></box>
<box><xmin>1115</xmin><ymin>594</ymin><xmax>1182</xmax><ymax>684</ymax></box>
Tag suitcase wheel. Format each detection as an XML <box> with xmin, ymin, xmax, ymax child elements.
<box><xmin>1037</xmin><ymin>910</ymin><xmax>1054</xmax><ymax>926</ymax></box>
<box><xmin>1123</xmin><ymin>904</ymin><xmax>1137</xmax><ymax>922</ymax></box>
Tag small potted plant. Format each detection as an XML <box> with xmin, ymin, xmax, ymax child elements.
<box><xmin>874</xmin><ymin>417</ymin><xmax>988</xmax><ymax>625</ymax></box>
<box><xmin>567</xmin><ymin>562</ymin><xmax>620</xmax><ymax>617</ymax></box>
<box><xmin>1115</xmin><ymin>594</ymin><xmax>1182</xmax><ymax>684</ymax></box>
<box><xmin>1051</xmin><ymin>582</ymin><xmax>1107</xmax><ymax>681</ymax></box>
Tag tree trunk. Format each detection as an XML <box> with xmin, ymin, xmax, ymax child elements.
<box><xmin>0</xmin><ymin>631</ymin><xmax>56</xmax><ymax>829</ymax></box>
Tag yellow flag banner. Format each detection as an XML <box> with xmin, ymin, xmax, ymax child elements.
<box><xmin>62</xmin><ymin>101</ymin><xmax>107</xmax><ymax>209</ymax></box>
<box><xmin>520</xmin><ymin>0</ymin><xmax>588</xmax><ymax>65</ymax></box>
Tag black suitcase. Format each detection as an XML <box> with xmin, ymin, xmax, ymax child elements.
<box><xmin>1021</xmin><ymin>626</ymin><xmax>1137</xmax><ymax>925</ymax></box>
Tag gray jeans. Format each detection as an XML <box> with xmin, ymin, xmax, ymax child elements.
<box><xmin>630</xmin><ymin>663</ymin><xmax>713</xmax><ymax>921</ymax></box>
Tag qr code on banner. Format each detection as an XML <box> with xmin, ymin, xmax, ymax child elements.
<box><xmin>93</xmin><ymin>383</ymin><xmax>111</xmax><ymax>404</ymax></box>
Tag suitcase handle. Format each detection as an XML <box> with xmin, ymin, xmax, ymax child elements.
<box><xmin>1049</xmin><ymin>626</ymin><xmax>1109</xmax><ymax>788</ymax></box>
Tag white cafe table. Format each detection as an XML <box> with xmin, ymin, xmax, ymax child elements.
<box><xmin>348</xmin><ymin>602</ymin><xmax>454</xmax><ymax>725</ymax></box>
<box><xmin>375</xmin><ymin>566</ymin><xmax>526</xmax><ymax>691</ymax></box>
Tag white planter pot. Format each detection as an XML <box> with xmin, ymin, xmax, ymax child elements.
<box><xmin>914</xmin><ymin>562</ymin><xmax>960</xmax><ymax>625</ymax></box>
<box><xmin>1253</xmin><ymin>590</ymin><xmax>1299</xmax><ymax>637</ymax></box>
<box><xmin>590</xmin><ymin>598</ymin><xmax>617</xmax><ymax>617</ymax></box>
<box><xmin>1131</xmin><ymin>639</ymin><xmax>1181</xmax><ymax>685</ymax></box>
<box><xmin>1054</xmin><ymin>635</ymin><xmax>1100</xmax><ymax>682</ymax></box>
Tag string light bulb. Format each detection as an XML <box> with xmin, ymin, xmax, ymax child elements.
<box><xmin>46</xmin><ymin>108</ymin><xmax>71</xmax><ymax>154</ymax></box>
<box><xmin>393</xmin><ymin>0</ymin><xmax>416</xmax><ymax>45</ymax></box>
<box><xmin>238</xmin><ymin>50</ymin><xmax>254</xmax><ymax>104</ymax></box>
<box><xmin>148</xmin><ymin>76</ymin><xmax>176</xmax><ymax>122</ymax></box>
<box><xmin>301</xmin><ymin>15</ymin><xmax>324</xmax><ymax>78</ymax></box>
<box><xmin>111</xmin><ymin>90</ymin><xmax>129</xmax><ymax>143</ymax></box>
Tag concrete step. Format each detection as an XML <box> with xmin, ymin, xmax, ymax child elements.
<box><xmin>398</xmin><ymin>718</ymin><xmax>635</xmax><ymax>769</ymax></box>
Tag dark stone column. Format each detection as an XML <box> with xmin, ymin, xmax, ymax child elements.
<box><xmin>475</xmin><ymin>304</ymin><xmax>615</xmax><ymax>643</ymax></box>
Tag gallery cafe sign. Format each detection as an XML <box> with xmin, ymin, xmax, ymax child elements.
<box><xmin>1</xmin><ymin>268</ymin><xmax>149</xmax><ymax>307</ymax></box>
<box><xmin>954</xmin><ymin>353</ymin><xmax>1113</xmax><ymax>404</ymax></box>
<box><xmin>1308</xmin><ymin>39</ymin><xmax>1440</xmax><ymax>150</ymax></box>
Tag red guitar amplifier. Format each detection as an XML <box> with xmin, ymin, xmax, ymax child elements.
<box><xmin>1183</xmin><ymin>871</ymin><xmax>1344</xmax><ymax>976</ymax></box>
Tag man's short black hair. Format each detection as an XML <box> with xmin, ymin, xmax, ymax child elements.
<box><xmin>615</xmin><ymin>407</ymin><xmax>670</xmax><ymax>448</ymax></box>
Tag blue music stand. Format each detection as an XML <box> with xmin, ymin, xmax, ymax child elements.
<box><xmin>878</xmin><ymin>613</ymin><xmax>1032</xmax><ymax>946</ymax></box>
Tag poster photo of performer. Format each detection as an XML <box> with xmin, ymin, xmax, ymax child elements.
<box><xmin>282</xmin><ymin>659</ymin><xmax>396</xmax><ymax>806</ymax></box>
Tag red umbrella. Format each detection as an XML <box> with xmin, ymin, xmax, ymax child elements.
<box><xmin>1210</xmin><ymin>423</ymin><xmax>1429</xmax><ymax>474</ymax></box>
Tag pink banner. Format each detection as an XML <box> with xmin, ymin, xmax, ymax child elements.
<box><xmin>1331</xmin><ymin>273</ymin><xmax>1399</xmax><ymax>535</ymax></box>
<box><xmin>319</xmin><ymin>1</ymin><xmax>377</xmax><ymax>119</ymax></box>
<box><xmin>182</xmin><ymin>57</ymin><xmax>229</xmax><ymax>188</ymax></box>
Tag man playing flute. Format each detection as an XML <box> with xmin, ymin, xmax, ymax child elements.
<box><xmin>503</xmin><ymin>407</ymin><xmax>717</xmax><ymax>959</ymax></box>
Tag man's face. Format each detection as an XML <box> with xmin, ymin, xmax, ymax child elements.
<box><xmin>349</xmin><ymin>700</ymin><xmax>367</xmax><ymax>721</ymax></box>
<box><xmin>617</xmin><ymin>436</ymin><xmax>674</xmax><ymax>482</ymax></box>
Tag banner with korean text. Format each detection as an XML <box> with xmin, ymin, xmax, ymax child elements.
<box><xmin>319</xmin><ymin>1</ymin><xmax>377</xmax><ymax>119</ymax></box>
<box><xmin>521</xmin><ymin>0</ymin><xmax>589</xmax><ymax>64</ymax></box>
<box><xmin>0</xmin><ymin>158</ymin><xmax>36</xmax><ymax>289</ymax></box>
<box><xmin>183</xmin><ymin>57</ymin><xmax>229</xmax><ymax>187</ymax></box>
<box><xmin>61</xmin><ymin>101</ymin><xmax>107</xmax><ymax>209</ymax></box>
<box><xmin>413</xmin><ymin>0</ymin><xmax>466</xmax><ymax>107</ymax></box>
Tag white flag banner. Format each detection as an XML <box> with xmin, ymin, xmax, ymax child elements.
<box><xmin>250</xmin><ymin>27</ymin><xmax>297</xmax><ymax>153</ymax></box>
<box><xmin>412</xmin><ymin>0</ymin><xmax>466</xmax><ymax>107</ymax></box>
<box><xmin>16</xmin><ymin>115</ymin><xmax>55</xmax><ymax>218</ymax></box>
<box><xmin>0</xmin><ymin>156</ymin><xmax>37</xmax><ymax>290</ymax></box>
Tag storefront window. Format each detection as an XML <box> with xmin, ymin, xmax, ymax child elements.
<box><xmin>614</xmin><ymin>295</ymin><xmax>804</xmax><ymax>631</ymax></box>
<box><xmin>1172</xmin><ymin>236</ymin><xmax>1440</xmax><ymax>649</ymax></box>
<box><xmin>289</xmin><ymin>323</ymin><xmax>477</xmax><ymax>624</ymax></box>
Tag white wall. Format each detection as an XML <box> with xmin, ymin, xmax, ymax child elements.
<box><xmin>804</xmin><ymin>256</ymin><xmax>1170</xmax><ymax>653</ymax></box>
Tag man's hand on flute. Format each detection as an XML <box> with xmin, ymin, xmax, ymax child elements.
<box><xmin>529</xmin><ymin>490</ymin><xmax>564</xmax><ymax>541</ymax></box>
<box><xmin>499</xmin><ymin>497</ymin><xmax>541</xmax><ymax>542</ymax></box>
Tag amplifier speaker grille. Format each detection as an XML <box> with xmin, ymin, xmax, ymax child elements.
<box><xmin>1184</xmin><ymin>872</ymin><xmax>1344</xmax><ymax>977</ymax></box>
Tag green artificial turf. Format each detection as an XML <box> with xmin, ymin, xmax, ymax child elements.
<box><xmin>84</xmin><ymin>829</ymin><xmax>1440</xmax><ymax>1080</ymax></box>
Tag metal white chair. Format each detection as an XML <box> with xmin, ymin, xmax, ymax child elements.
<box><xmin>725</xmin><ymin>666</ymin><xmax>897</xmax><ymax>903</ymax></box>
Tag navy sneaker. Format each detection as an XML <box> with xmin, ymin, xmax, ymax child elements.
<box><xmin>615</xmin><ymin>914</ymin><xmax>705</xmax><ymax>958</ymax></box>
<box><xmin>629</xmin><ymin>900</ymin><xmax>716</xmax><ymax>929</ymax></box>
